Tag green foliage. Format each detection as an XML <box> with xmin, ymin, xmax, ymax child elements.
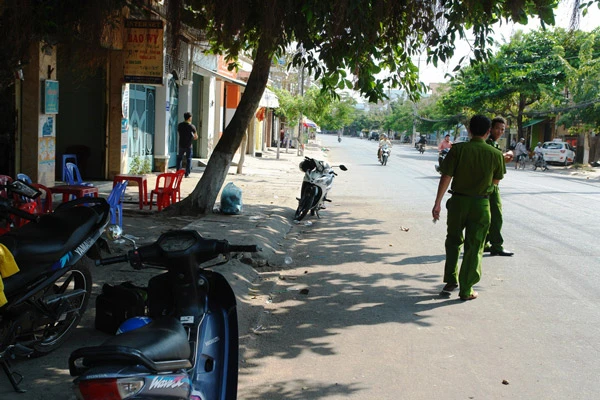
<box><xmin>128</xmin><ymin>156</ymin><xmax>152</xmax><ymax>174</ymax></box>
<box><xmin>182</xmin><ymin>0</ymin><xmax>563</xmax><ymax>103</ymax></box>
<box><xmin>439</xmin><ymin>28</ymin><xmax>589</xmax><ymax>136</ymax></box>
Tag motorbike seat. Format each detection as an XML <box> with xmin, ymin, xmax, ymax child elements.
<box><xmin>102</xmin><ymin>317</ymin><xmax>191</xmax><ymax>362</ymax></box>
<box><xmin>69</xmin><ymin>317</ymin><xmax>191</xmax><ymax>375</ymax></box>
<box><xmin>0</xmin><ymin>205</ymin><xmax>100</xmax><ymax>267</ymax></box>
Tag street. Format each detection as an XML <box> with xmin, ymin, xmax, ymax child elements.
<box><xmin>238</xmin><ymin>134</ymin><xmax>600</xmax><ymax>399</ymax></box>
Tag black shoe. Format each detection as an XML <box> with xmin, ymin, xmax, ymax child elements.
<box><xmin>490</xmin><ymin>250</ymin><xmax>514</xmax><ymax>257</ymax></box>
<box><xmin>441</xmin><ymin>283</ymin><xmax>458</xmax><ymax>293</ymax></box>
<box><xmin>185</xmin><ymin>174</ymin><xmax>190</xmax><ymax>178</ymax></box>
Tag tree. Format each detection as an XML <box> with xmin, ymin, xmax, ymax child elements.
<box><xmin>441</xmin><ymin>29</ymin><xmax>579</xmax><ymax>138</ymax></box>
<box><xmin>168</xmin><ymin>0</ymin><xmax>567</xmax><ymax>215</ymax></box>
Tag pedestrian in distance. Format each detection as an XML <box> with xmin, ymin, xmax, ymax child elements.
<box><xmin>176</xmin><ymin>112</ymin><xmax>198</xmax><ymax>178</ymax></box>
<box><xmin>483</xmin><ymin>117</ymin><xmax>513</xmax><ymax>257</ymax></box>
<box><xmin>432</xmin><ymin>114</ymin><xmax>505</xmax><ymax>300</ymax></box>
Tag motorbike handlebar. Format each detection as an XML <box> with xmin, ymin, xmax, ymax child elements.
<box><xmin>95</xmin><ymin>254</ymin><xmax>129</xmax><ymax>266</ymax></box>
<box><xmin>0</xmin><ymin>199</ymin><xmax>40</xmax><ymax>223</ymax></box>
<box><xmin>227</xmin><ymin>244</ymin><xmax>260</xmax><ymax>253</ymax></box>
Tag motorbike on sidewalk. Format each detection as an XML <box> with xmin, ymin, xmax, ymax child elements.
<box><xmin>380</xmin><ymin>145</ymin><xmax>391</xmax><ymax>166</ymax></box>
<box><xmin>0</xmin><ymin>180</ymin><xmax>110</xmax><ymax>393</ymax></box>
<box><xmin>435</xmin><ymin>148</ymin><xmax>449</xmax><ymax>174</ymax></box>
<box><xmin>294</xmin><ymin>157</ymin><xmax>348</xmax><ymax>221</ymax></box>
<box><xmin>69</xmin><ymin>228</ymin><xmax>259</xmax><ymax>400</ymax></box>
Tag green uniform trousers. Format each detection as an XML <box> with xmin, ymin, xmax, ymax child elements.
<box><xmin>485</xmin><ymin>185</ymin><xmax>503</xmax><ymax>252</ymax></box>
<box><xmin>444</xmin><ymin>195</ymin><xmax>491</xmax><ymax>298</ymax></box>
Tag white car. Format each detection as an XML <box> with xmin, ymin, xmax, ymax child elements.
<box><xmin>541</xmin><ymin>141</ymin><xmax>576</xmax><ymax>165</ymax></box>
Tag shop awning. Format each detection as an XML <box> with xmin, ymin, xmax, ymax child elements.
<box><xmin>259</xmin><ymin>88</ymin><xmax>279</xmax><ymax>108</ymax></box>
<box><xmin>195</xmin><ymin>65</ymin><xmax>279</xmax><ymax>108</ymax></box>
<box><xmin>194</xmin><ymin>65</ymin><xmax>247</xmax><ymax>86</ymax></box>
<box><xmin>522</xmin><ymin>118</ymin><xmax>545</xmax><ymax>128</ymax></box>
<box><xmin>302</xmin><ymin>117</ymin><xmax>318</xmax><ymax>128</ymax></box>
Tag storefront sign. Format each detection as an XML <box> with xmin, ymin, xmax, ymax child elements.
<box><xmin>124</xmin><ymin>19</ymin><xmax>164</xmax><ymax>84</ymax></box>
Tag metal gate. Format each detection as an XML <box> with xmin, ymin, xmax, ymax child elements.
<box><xmin>128</xmin><ymin>85</ymin><xmax>156</xmax><ymax>171</ymax></box>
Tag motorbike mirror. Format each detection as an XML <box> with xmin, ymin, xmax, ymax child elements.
<box><xmin>339</xmin><ymin>165</ymin><xmax>348</xmax><ymax>171</ymax></box>
<box><xmin>105</xmin><ymin>225</ymin><xmax>123</xmax><ymax>241</ymax></box>
<box><xmin>9</xmin><ymin>180</ymin><xmax>41</xmax><ymax>199</ymax></box>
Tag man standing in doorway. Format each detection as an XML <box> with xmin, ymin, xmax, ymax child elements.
<box><xmin>484</xmin><ymin>117</ymin><xmax>514</xmax><ymax>256</ymax></box>
<box><xmin>432</xmin><ymin>114</ymin><xmax>505</xmax><ymax>300</ymax></box>
<box><xmin>176</xmin><ymin>112</ymin><xmax>198</xmax><ymax>178</ymax></box>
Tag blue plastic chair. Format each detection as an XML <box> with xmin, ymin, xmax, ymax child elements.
<box><xmin>62</xmin><ymin>154</ymin><xmax>78</xmax><ymax>182</ymax></box>
<box><xmin>107</xmin><ymin>181</ymin><xmax>128</xmax><ymax>228</ymax></box>
<box><xmin>65</xmin><ymin>162</ymin><xmax>93</xmax><ymax>186</ymax></box>
<box><xmin>16</xmin><ymin>173</ymin><xmax>32</xmax><ymax>184</ymax></box>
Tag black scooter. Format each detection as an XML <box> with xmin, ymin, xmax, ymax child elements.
<box><xmin>0</xmin><ymin>180</ymin><xmax>110</xmax><ymax>393</ymax></box>
<box><xmin>69</xmin><ymin>229</ymin><xmax>259</xmax><ymax>400</ymax></box>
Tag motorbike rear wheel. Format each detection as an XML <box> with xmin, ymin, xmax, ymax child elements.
<box><xmin>31</xmin><ymin>257</ymin><xmax>93</xmax><ymax>356</ymax></box>
<box><xmin>294</xmin><ymin>186</ymin><xmax>317</xmax><ymax>221</ymax></box>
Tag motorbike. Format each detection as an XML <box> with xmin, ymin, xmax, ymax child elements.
<box><xmin>380</xmin><ymin>145</ymin><xmax>391</xmax><ymax>166</ymax></box>
<box><xmin>0</xmin><ymin>180</ymin><xmax>110</xmax><ymax>393</ymax></box>
<box><xmin>338</xmin><ymin>136</ymin><xmax>342</xmax><ymax>143</ymax></box>
<box><xmin>418</xmin><ymin>143</ymin><xmax>426</xmax><ymax>154</ymax></box>
<box><xmin>294</xmin><ymin>157</ymin><xmax>347</xmax><ymax>221</ymax></box>
<box><xmin>435</xmin><ymin>148</ymin><xmax>450</xmax><ymax>174</ymax></box>
<box><xmin>69</xmin><ymin>228</ymin><xmax>259</xmax><ymax>400</ymax></box>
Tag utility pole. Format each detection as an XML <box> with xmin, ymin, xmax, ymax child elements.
<box><xmin>297</xmin><ymin>45</ymin><xmax>305</xmax><ymax>157</ymax></box>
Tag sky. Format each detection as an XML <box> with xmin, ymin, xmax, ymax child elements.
<box><xmin>416</xmin><ymin>0</ymin><xmax>600</xmax><ymax>85</ymax></box>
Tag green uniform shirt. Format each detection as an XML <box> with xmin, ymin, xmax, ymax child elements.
<box><xmin>440</xmin><ymin>137</ymin><xmax>505</xmax><ymax>196</ymax></box>
<box><xmin>486</xmin><ymin>137</ymin><xmax>499</xmax><ymax>149</ymax></box>
<box><xmin>486</xmin><ymin>138</ymin><xmax>507</xmax><ymax>175</ymax></box>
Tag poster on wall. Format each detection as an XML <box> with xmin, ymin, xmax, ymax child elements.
<box><xmin>124</xmin><ymin>19</ymin><xmax>164</xmax><ymax>84</ymax></box>
<box><xmin>43</xmin><ymin>80</ymin><xmax>59</xmax><ymax>114</ymax></box>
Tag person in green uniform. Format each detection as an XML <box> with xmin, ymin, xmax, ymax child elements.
<box><xmin>484</xmin><ymin>117</ymin><xmax>514</xmax><ymax>256</ymax></box>
<box><xmin>432</xmin><ymin>114</ymin><xmax>505</xmax><ymax>300</ymax></box>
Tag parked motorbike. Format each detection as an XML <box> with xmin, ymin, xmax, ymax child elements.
<box><xmin>69</xmin><ymin>228</ymin><xmax>259</xmax><ymax>400</ymax></box>
<box><xmin>294</xmin><ymin>157</ymin><xmax>347</xmax><ymax>221</ymax></box>
<box><xmin>380</xmin><ymin>145</ymin><xmax>391</xmax><ymax>166</ymax></box>
<box><xmin>0</xmin><ymin>180</ymin><xmax>110</xmax><ymax>393</ymax></box>
<box><xmin>435</xmin><ymin>148</ymin><xmax>450</xmax><ymax>174</ymax></box>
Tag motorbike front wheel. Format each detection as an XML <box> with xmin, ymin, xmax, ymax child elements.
<box><xmin>294</xmin><ymin>186</ymin><xmax>318</xmax><ymax>221</ymax></box>
<box><xmin>31</xmin><ymin>257</ymin><xmax>93</xmax><ymax>356</ymax></box>
<box><xmin>382</xmin><ymin>154</ymin><xmax>388</xmax><ymax>166</ymax></box>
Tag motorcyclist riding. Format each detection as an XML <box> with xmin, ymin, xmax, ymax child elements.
<box><xmin>435</xmin><ymin>134</ymin><xmax>453</xmax><ymax>172</ymax></box>
<box><xmin>533</xmin><ymin>142</ymin><xmax>548</xmax><ymax>171</ymax></box>
<box><xmin>378</xmin><ymin>133</ymin><xmax>392</xmax><ymax>162</ymax></box>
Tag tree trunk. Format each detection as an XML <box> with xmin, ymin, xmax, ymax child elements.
<box><xmin>170</xmin><ymin>35</ymin><xmax>274</xmax><ymax>215</ymax></box>
<box><xmin>583</xmin><ymin>132</ymin><xmax>590</xmax><ymax>165</ymax></box>
<box><xmin>237</xmin><ymin>132</ymin><xmax>247</xmax><ymax>174</ymax></box>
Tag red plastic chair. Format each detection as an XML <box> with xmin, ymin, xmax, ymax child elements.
<box><xmin>149</xmin><ymin>172</ymin><xmax>177</xmax><ymax>211</ymax></box>
<box><xmin>171</xmin><ymin>169</ymin><xmax>186</xmax><ymax>204</ymax></box>
<box><xmin>30</xmin><ymin>183</ymin><xmax>53</xmax><ymax>214</ymax></box>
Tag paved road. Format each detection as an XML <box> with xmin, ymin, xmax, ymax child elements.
<box><xmin>238</xmin><ymin>135</ymin><xmax>600</xmax><ymax>399</ymax></box>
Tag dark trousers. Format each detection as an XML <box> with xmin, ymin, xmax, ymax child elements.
<box><xmin>444</xmin><ymin>195</ymin><xmax>491</xmax><ymax>298</ymax></box>
<box><xmin>176</xmin><ymin>146</ymin><xmax>193</xmax><ymax>176</ymax></box>
<box><xmin>485</xmin><ymin>185</ymin><xmax>504</xmax><ymax>252</ymax></box>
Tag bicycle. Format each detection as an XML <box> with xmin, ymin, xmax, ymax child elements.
<box><xmin>516</xmin><ymin>153</ymin><xmax>529</xmax><ymax>170</ymax></box>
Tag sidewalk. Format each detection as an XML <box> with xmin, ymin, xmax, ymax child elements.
<box><xmin>97</xmin><ymin>143</ymin><xmax>326</xmax><ymax>350</ymax></box>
